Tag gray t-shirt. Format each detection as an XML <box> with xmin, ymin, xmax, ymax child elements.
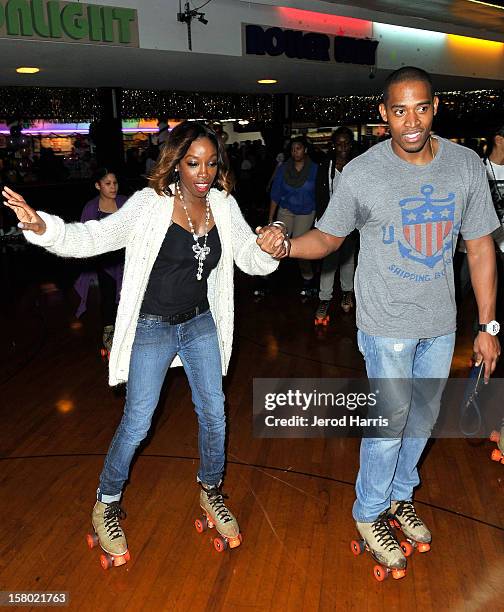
<box><xmin>316</xmin><ymin>137</ymin><xmax>500</xmax><ymax>338</ymax></box>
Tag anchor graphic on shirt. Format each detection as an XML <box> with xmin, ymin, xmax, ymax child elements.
<box><xmin>382</xmin><ymin>185</ymin><xmax>457</xmax><ymax>269</ymax></box>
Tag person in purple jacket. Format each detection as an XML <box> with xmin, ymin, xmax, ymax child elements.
<box><xmin>74</xmin><ymin>169</ymin><xmax>128</xmax><ymax>353</ymax></box>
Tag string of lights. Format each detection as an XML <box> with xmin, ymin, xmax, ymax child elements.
<box><xmin>0</xmin><ymin>86</ymin><xmax>502</xmax><ymax>124</ymax></box>
<box><xmin>294</xmin><ymin>89</ymin><xmax>504</xmax><ymax>123</ymax></box>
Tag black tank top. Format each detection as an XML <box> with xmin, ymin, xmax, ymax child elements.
<box><xmin>141</xmin><ymin>222</ymin><xmax>221</xmax><ymax>316</ymax></box>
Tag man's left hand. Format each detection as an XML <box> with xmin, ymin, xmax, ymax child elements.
<box><xmin>473</xmin><ymin>332</ymin><xmax>501</xmax><ymax>383</ymax></box>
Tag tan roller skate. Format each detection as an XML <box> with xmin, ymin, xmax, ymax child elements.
<box><xmin>490</xmin><ymin>424</ymin><xmax>504</xmax><ymax>464</ymax></box>
<box><xmin>86</xmin><ymin>501</ymin><xmax>130</xmax><ymax>569</ymax></box>
<box><xmin>351</xmin><ymin>510</ymin><xmax>407</xmax><ymax>581</ymax></box>
<box><xmin>314</xmin><ymin>300</ymin><xmax>330</xmax><ymax>327</ymax></box>
<box><xmin>389</xmin><ymin>500</ymin><xmax>431</xmax><ymax>556</ymax></box>
<box><xmin>341</xmin><ymin>291</ymin><xmax>354</xmax><ymax>313</ymax></box>
<box><xmin>101</xmin><ymin>325</ymin><xmax>114</xmax><ymax>360</ymax></box>
<box><xmin>194</xmin><ymin>483</ymin><xmax>242</xmax><ymax>552</ymax></box>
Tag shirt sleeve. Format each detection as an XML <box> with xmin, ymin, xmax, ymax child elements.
<box><xmin>270</xmin><ymin>164</ymin><xmax>284</xmax><ymax>204</ymax></box>
<box><xmin>460</xmin><ymin>156</ymin><xmax>500</xmax><ymax>240</ymax></box>
<box><xmin>315</xmin><ymin>172</ymin><xmax>358</xmax><ymax>237</ymax></box>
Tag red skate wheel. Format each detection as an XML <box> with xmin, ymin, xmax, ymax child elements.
<box><xmin>86</xmin><ymin>533</ymin><xmax>98</xmax><ymax>549</ymax></box>
<box><xmin>100</xmin><ymin>348</ymin><xmax>107</xmax><ymax>357</ymax></box>
<box><xmin>491</xmin><ymin>448</ymin><xmax>503</xmax><ymax>462</ymax></box>
<box><xmin>350</xmin><ymin>540</ymin><xmax>365</xmax><ymax>556</ymax></box>
<box><xmin>100</xmin><ymin>554</ymin><xmax>113</xmax><ymax>570</ymax></box>
<box><xmin>401</xmin><ymin>541</ymin><xmax>414</xmax><ymax>557</ymax></box>
<box><xmin>373</xmin><ymin>565</ymin><xmax>388</xmax><ymax>581</ymax></box>
<box><xmin>213</xmin><ymin>537</ymin><xmax>228</xmax><ymax>553</ymax></box>
<box><xmin>124</xmin><ymin>550</ymin><xmax>131</xmax><ymax>562</ymax></box>
<box><xmin>417</xmin><ymin>542</ymin><xmax>430</xmax><ymax>553</ymax></box>
<box><xmin>490</xmin><ymin>431</ymin><xmax>500</xmax><ymax>443</ymax></box>
<box><xmin>195</xmin><ymin>517</ymin><xmax>208</xmax><ymax>533</ymax></box>
<box><xmin>391</xmin><ymin>568</ymin><xmax>406</xmax><ymax>580</ymax></box>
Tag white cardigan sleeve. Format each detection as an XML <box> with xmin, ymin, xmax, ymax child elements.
<box><xmin>23</xmin><ymin>189</ymin><xmax>147</xmax><ymax>259</ymax></box>
<box><xmin>227</xmin><ymin>194</ymin><xmax>280</xmax><ymax>276</ymax></box>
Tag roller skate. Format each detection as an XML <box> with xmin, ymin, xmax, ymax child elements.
<box><xmin>86</xmin><ymin>501</ymin><xmax>130</xmax><ymax>570</ymax></box>
<box><xmin>314</xmin><ymin>300</ymin><xmax>330</xmax><ymax>327</ymax></box>
<box><xmin>300</xmin><ymin>279</ymin><xmax>317</xmax><ymax>302</ymax></box>
<box><xmin>341</xmin><ymin>291</ymin><xmax>354</xmax><ymax>313</ymax></box>
<box><xmin>388</xmin><ymin>500</ymin><xmax>431</xmax><ymax>556</ymax></box>
<box><xmin>490</xmin><ymin>424</ymin><xmax>504</xmax><ymax>464</ymax></box>
<box><xmin>351</xmin><ymin>510</ymin><xmax>407</xmax><ymax>581</ymax></box>
<box><xmin>100</xmin><ymin>325</ymin><xmax>114</xmax><ymax>360</ymax></box>
<box><xmin>194</xmin><ymin>483</ymin><xmax>242</xmax><ymax>552</ymax></box>
<box><xmin>253</xmin><ymin>288</ymin><xmax>266</xmax><ymax>302</ymax></box>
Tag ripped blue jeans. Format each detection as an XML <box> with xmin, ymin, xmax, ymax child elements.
<box><xmin>352</xmin><ymin>329</ymin><xmax>455</xmax><ymax>522</ymax></box>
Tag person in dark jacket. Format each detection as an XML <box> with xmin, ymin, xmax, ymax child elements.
<box><xmin>314</xmin><ymin>127</ymin><xmax>357</xmax><ymax>323</ymax></box>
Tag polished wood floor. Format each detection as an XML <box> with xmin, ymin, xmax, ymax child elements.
<box><xmin>0</xmin><ymin>243</ymin><xmax>503</xmax><ymax>612</ymax></box>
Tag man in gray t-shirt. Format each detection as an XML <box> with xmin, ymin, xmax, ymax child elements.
<box><xmin>264</xmin><ymin>67</ymin><xmax>501</xmax><ymax>573</ymax></box>
<box><xmin>317</xmin><ymin>131</ymin><xmax>497</xmax><ymax>339</ymax></box>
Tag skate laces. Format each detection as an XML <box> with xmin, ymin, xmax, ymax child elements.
<box><xmin>103</xmin><ymin>502</ymin><xmax>126</xmax><ymax>541</ymax></box>
<box><xmin>372</xmin><ymin>512</ymin><xmax>400</xmax><ymax>551</ymax></box>
<box><xmin>316</xmin><ymin>301</ymin><xmax>329</xmax><ymax>317</ymax></box>
<box><xmin>205</xmin><ymin>487</ymin><xmax>233</xmax><ymax>524</ymax></box>
<box><xmin>342</xmin><ymin>292</ymin><xmax>353</xmax><ymax>306</ymax></box>
<box><xmin>395</xmin><ymin>501</ymin><xmax>423</xmax><ymax>528</ymax></box>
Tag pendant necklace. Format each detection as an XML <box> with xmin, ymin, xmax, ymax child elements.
<box><xmin>176</xmin><ymin>182</ymin><xmax>211</xmax><ymax>281</ymax></box>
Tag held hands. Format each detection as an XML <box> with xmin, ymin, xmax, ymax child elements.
<box><xmin>2</xmin><ymin>186</ymin><xmax>46</xmax><ymax>235</ymax></box>
<box><xmin>473</xmin><ymin>332</ymin><xmax>500</xmax><ymax>383</ymax></box>
<box><xmin>255</xmin><ymin>222</ymin><xmax>290</xmax><ymax>259</ymax></box>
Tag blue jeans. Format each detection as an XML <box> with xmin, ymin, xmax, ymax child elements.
<box><xmin>97</xmin><ymin>310</ymin><xmax>225</xmax><ymax>503</ymax></box>
<box><xmin>353</xmin><ymin>329</ymin><xmax>455</xmax><ymax>522</ymax></box>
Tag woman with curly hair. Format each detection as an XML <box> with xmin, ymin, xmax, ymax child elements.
<box><xmin>3</xmin><ymin>121</ymin><xmax>282</xmax><ymax>567</ymax></box>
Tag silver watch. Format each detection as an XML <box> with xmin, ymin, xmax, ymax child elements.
<box><xmin>478</xmin><ymin>320</ymin><xmax>500</xmax><ymax>336</ymax></box>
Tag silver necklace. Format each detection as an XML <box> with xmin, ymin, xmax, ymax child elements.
<box><xmin>175</xmin><ymin>182</ymin><xmax>211</xmax><ymax>280</ymax></box>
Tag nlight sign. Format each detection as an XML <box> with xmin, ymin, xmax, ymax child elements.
<box><xmin>0</xmin><ymin>1</ymin><xmax>138</xmax><ymax>46</ymax></box>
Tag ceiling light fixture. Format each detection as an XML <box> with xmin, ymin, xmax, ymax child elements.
<box><xmin>257</xmin><ymin>79</ymin><xmax>277</xmax><ymax>84</ymax></box>
<box><xmin>16</xmin><ymin>67</ymin><xmax>40</xmax><ymax>74</ymax></box>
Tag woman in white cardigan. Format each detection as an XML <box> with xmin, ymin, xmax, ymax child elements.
<box><xmin>3</xmin><ymin>122</ymin><xmax>285</xmax><ymax>568</ymax></box>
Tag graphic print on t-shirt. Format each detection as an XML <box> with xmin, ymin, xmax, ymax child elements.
<box><xmin>382</xmin><ymin>184</ymin><xmax>459</xmax><ymax>272</ymax></box>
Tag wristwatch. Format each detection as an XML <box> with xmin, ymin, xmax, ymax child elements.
<box><xmin>478</xmin><ymin>320</ymin><xmax>500</xmax><ymax>336</ymax></box>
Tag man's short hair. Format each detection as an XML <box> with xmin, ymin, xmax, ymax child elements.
<box><xmin>383</xmin><ymin>66</ymin><xmax>434</xmax><ymax>103</ymax></box>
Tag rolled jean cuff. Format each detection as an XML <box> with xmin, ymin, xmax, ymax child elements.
<box><xmin>352</xmin><ymin>503</ymin><xmax>390</xmax><ymax>523</ymax></box>
<box><xmin>97</xmin><ymin>488</ymin><xmax>121</xmax><ymax>504</ymax></box>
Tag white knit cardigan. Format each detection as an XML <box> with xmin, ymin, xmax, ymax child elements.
<box><xmin>25</xmin><ymin>187</ymin><xmax>279</xmax><ymax>385</ymax></box>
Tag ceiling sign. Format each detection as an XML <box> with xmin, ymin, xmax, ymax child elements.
<box><xmin>245</xmin><ymin>24</ymin><xmax>378</xmax><ymax>65</ymax></box>
<box><xmin>0</xmin><ymin>1</ymin><xmax>139</xmax><ymax>46</ymax></box>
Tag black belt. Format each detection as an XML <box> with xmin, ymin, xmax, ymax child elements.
<box><xmin>139</xmin><ymin>299</ymin><xmax>209</xmax><ymax>325</ymax></box>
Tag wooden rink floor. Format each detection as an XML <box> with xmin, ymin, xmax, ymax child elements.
<box><xmin>0</xmin><ymin>245</ymin><xmax>503</xmax><ymax>611</ymax></box>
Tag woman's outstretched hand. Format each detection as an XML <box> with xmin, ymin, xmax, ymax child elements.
<box><xmin>255</xmin><ymin>224</ymin><xmax>290</xmax><ymax>259</ymax></box>
<box><xmin>2</xmin><ymin>186</ymin><xmax>46</xmax><ymax>235</ymax></box>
